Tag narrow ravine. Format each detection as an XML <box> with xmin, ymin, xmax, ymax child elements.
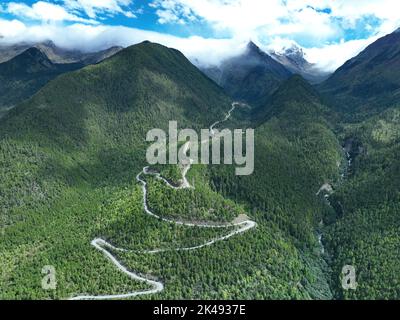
<box><xmin>314</xmin><ymin>139</ymin><xmax>356</xmax><ymax>298</ymax></box>
<box><xmin>70</xmin><ymin>102</ymin><xmax>256</xmax><ymax>300</ymax></box>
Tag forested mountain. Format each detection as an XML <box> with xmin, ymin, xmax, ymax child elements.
<box><xmin>0</xmin><ymin>40</ymin><xmax>342</xmax><ymax>300</ymax></box>
<box><xmin>313</xmin><ymin>28</ymin><xmax>400</xmax><ymax>299</ymax></box>
<box><xmin>0</xmin><ymin>41</ymin><xmax>245</xmax><ymax>299</ymax></box>
<box><xmin>212</xmin><ymin>75</ymin><xmax>341</xmax><ymax>246</ymax></box>
<box><xmin>0</xmin><ymin>40</ymin><xmax>232</xmax><ymax>194</ymax></box>
<box><xmin>208</xmin><ymin>75</ymin><xmax>342</xmax><ymax>298</ymax></box>
<box><xmin>0</xmin><ymin>42</ymin><xmax>123</xmax><ymax>118</ymax></box>
<box><xmin>205</xmin><ymin>26</ymin><xmax>400</xmax><ymax>299</ymax></box>
<box><xmin>1</xmin><ymin>27</ymin><xmax>400</xmax><ymax>300</ymax></box>
<box><xmin>201</xmin><ymin>42</ymin><xmax>330</xmax><ymax>106</ymax></box>
<box><xmin>253</xmin><ymin>74</ymin><xmax>335</xmax><ymax>122</ymax></box>
<box><xmin>325</xmin><ymin>107</ymin><xmax>400</xmax><ymax>299</ymax></box>
<box><xmin>320</xmin><ymin>28</ymin><xmax>400</xmax><ymax>119</ymax></box>
<box><xmin>0</xmin><ymin>47</ymin><xmax>84</xmax><ymax>116</ymax></box>
<box><xmin>202</xmin><ymin>41</ymin><xmax>292</xmax><ymax>105</ymax></box>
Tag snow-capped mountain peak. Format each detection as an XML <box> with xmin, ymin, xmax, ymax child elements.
<box><xmin>271</xmin><ymin>45</ymin><xmax>308</xmax><ymax>69</ymax></box>
<box><xmin>270</xmin><ymin>44</ymin><xmax>330</xmax><ymax>84</ymax></box>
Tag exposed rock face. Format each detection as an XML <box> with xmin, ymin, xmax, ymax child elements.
<box><xmin>270</xmin><ymin>45</ymin><xmax>331</xmax><ymax>84</ymax></box>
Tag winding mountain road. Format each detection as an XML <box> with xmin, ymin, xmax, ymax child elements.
<box><xmin>70</xmin><ymin>102</ymin><xmax>256</xmax><ymax>300</ymax></box>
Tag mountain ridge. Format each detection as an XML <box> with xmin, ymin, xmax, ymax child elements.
<box><xmin>202</xmin><ymin>41</ymin><xmax>292</xmax><ymax>106</ymax></box>
<box><xmin>319</xmin><ymin>28</ymin><xmax>400</xmax><ymax>119</ymax></box>
<box><xmin>0</xmin><ymin>47</ymin><xmax>84</xmax><ymax>116</ymax></box>
<box><xmin>0</xmin><ymin>40</ymin><xmax>123</xmax><ymax>64</ymax></box>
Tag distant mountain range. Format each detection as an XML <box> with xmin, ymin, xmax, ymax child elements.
<box><xmin>1</xmin><ymin>41</ymin><xmax>231</xmax><ymax>145</ymax></box>
<box><xmin>200</xmin><ymin>29</ymin><xmax>400</xmax><ymax>120</ymax></box>
<box><xmin>201</xmin><ymin>41</ymin><xmax>330</xmax><ymax>106</ymax></box>
<box><xmin>7</xmin><ymin>32</ymin><xmax>400</xmax><ymax>121</ymax></box>
<box><xmin>0</xmin><ymin>47</ymin><xmax>84</xmax><ymax>116</ymax></box>
<box><xmin>0</xmin><ymin>40</ymin><xmax>122</xmax><ymax>64</ymax></box>
<box><xmin>0</xmin><ymin>42</ymin><xmax>122</xmax><ymax>117</ymax></box>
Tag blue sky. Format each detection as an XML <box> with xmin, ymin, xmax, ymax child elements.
<box><xmin>0</xmin><ymin>1</ymin><xmax>399</xmax><ymax>71</ymax></box>
<box><xmin>0</xmin><ymin>0</ymin><xmax>228</xmax><ymax>38</ymax></box>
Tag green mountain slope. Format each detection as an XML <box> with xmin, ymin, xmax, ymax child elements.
<box><xmin>0</xmin><ymin>42</ymin><xmax>341</xmax><ymax>300</ymax></box>
<box><xmin>0</xmin><ymin>47</ymin><xmax>84</xmax><ymax>116</ymax></box>
<box><xmin>319</xmin><ymin>29</ymin><xmax>400</xmax><ymax>119</ymax></box>
<box><xmin>0</xmin><ymin>41</ymin><xmax>248</xmax><ymax>299</ymax></box>
<box><xmin>254</xmin><ymin>75</ymin><xmax>336</xmax><ymax>123</ymax></box>
<box><xmin>100</xmin><ymin>75</ymin><xmax>344</xmax><ymax>300</ymax></box>
<box><xmin>0</xmin><ymin>40</ymin><xmax>232</xmax><ymax>220</ymax></box>
<box><xmin>315</xmin><ymin>29</ymin><xmax>400</xmax><ymax>299</ymax></box>
<box><xmin>209</xmin><ymin>76</ymin><xmax>343</xmax><ymax>299</ymax></box>
<box><xmin>325</xmin><ymin>107</ymin><xmax>400</xmax><ymax>299</ymax></box>
<box><xmin>213</xmin><ymin>76</ymin><xmax>342</xmax><ymax>241</ymax></box>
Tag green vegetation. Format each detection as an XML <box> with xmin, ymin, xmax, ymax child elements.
<box><xmin>324</xmin><ymin>107</ymin><xmax>400</xmax><ymax>299</ymax></box>
<box><xmin>1</xmin><ymin>37</ymin><xmax>400</xmax><ymax>300</ymax></box>
<box><xmin>319</xmin><ymin>30</ymin><xmax>400</xmax><ymax>120</ymax></box>
<box><xmin>0</xmin><ymin>42</ymin><xmax>340</xmax><ymax>300</ymax></box>
<box><xmin>0</xmin><ymin>48</ymin><xmax>83</xmax><ymax>114</ymax></box>
<box><xmin>146</xmin><ymin>166</ymin><xmax>240</xmax><ymax>223</ymax></box>
<box><xmin>316</xmin><ymin>28</ymin><xmax>400</xmax><ymax>299</ymax></box>
<box><xmin>0</xmin><ymin>41</ymin><xmax>235</xmax><ymax>299</ymax></box>
<box><xmin>210</xmin><ymin>76</ymin><xmax>342</xmax><ymax>246</ymax></box>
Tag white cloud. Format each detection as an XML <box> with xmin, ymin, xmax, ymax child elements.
<box><xmin>64</xmin><ymin>0</ymin><xmax>136</xmax><ymax>19</ymax></box>
<box><xmin>316</xmin><ymin>0</ymin><xmax>400</xmax><ymax>26</ymax></box>
<box><xmin>149</xmin><ymin>0</ymin><xmax>197</xmax><ymax>25</ymax></box>
<box><xmin>3</xmin><ymin>1</ymin><xmax>138</xmax><ymax>24</ymax></box>
<box><xmin>0</xmin><ymin>16</ymin><xmax>394</xmax><ymax>72</ymax></box>
<box><xmin>304</xmin><ymin>37</ymin><xmax>380</xmax><ymax>72</ymax></box>
<box><xmin>149</xmin><ymin>1</ymin><xmax>400</xmax><ymax>44</ymax></box>
<box><xmin>0</xmin><ymin>18</ymin><xmax>26</xmax><ymax>38</ymax></box>
<box><xmin>1</xmin><ymin>0</ymin><xmax>400</xmax><ymax>72</ymax></box>
<box><xmin>148</xmin><ymin>0</ymin><xmax>400</xmax><ymax>71</ymax></box>
<box><xmin>264</xmin><ymin>35</ymin><xmax>380</xmax><ymax>72</ymax></box>
<box><xmin>151</xmin><ymin>0</ymin><xmax>290</xmax><ymax>40</ymax></box>
<box><xmin>6</xmin><ymin>1</ymin><xmax>98</xmax><ymax>24</ymax></box>
<box><xmin>155</xmin><ymin>9</ymin><xmax>186</xmax><ymax>25</ymax></box>
<box><xmin>150</xmin><ymin>0</ymin><xmax>400</xmax><ymax>36</ymax></box>
<box><xmin>0</xmin><ymin>21</ymin><xmax>243</xmax><ymax>66</ymax></box>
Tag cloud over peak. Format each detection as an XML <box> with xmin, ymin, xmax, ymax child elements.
<box><xmin>0</xmin><ymin>0</ymin><xmax>399</xmax><ymax>72</ymax></box>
